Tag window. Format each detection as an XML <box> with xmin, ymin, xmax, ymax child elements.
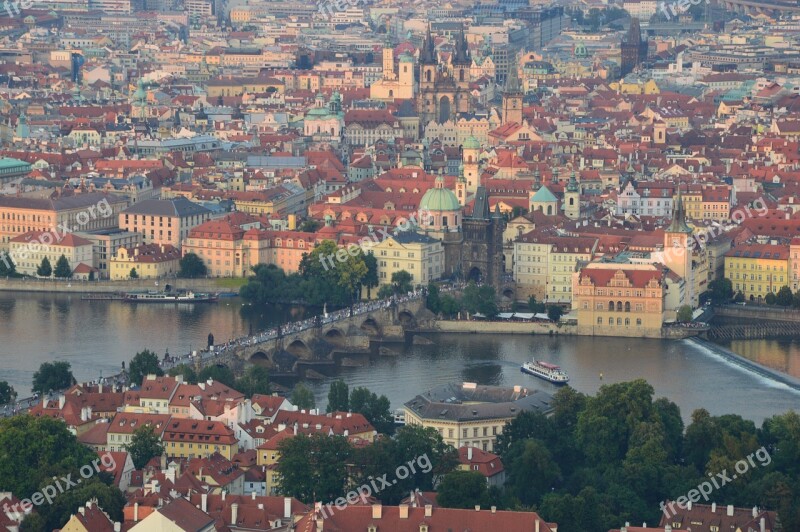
<box><xmin>598</xmin><ymin>317</ymin><xmax>603</xmax><ymax>325</ymax></box>
<box><xmin>636</xmin><ymin>318</ymin><xmax>642</xmax><ymax>326</ymax></box>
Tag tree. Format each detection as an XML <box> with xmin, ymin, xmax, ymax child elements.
<box><xmin>276</xmin><ymin>433</ymin><xmax>352</xmax><ymax>503</ymax></box>
<box><xmin>326</xmin><ymin>380</ymin><xmax>349</xmax><ymax>413</ymax></box>
<box><xmin>677</xmin><ymin>305</ymin><xmax>693</xmax><ymax>322</ymax></box>
<box><xmin>708</xmin><ymin>278</ymin><xmax>733</xmax><ymax>303</ymax></box>
<box><xmin>240</xmin><ymin>264</ymin><xmax>303</xmax><ymax>305</ymax></box>
<box><xmin>766</xmin><ymin>292</ymin><xmax>777</xmax><ymax>305</ymax></box>
<box><xmin>179</xmin><ymin>252</ymin><xmax>208</xmax><ymax>278</ymax></box>
<box><xmin>547</xmin><ymin>305</ymin><xmax>564</xmax><ymax>322</ymax></box>
<box><xmin>0</xmin><ymin>381</ymin><xmax>16</xmax><ymax>405</ymax></box>
<box><xmin>462</xmin><ymin>283</ymin><xmax>498</xmax><ymax>317</ymax></box>
<box><xmin>198</xmin><ymin>364</ymin><xmax>236</xmax><ymax>388</ymax></box>
<box><xmin>528</xmin><ymin>296</ymin><xmax>546</xmax><ymax>313</ymax></box>
<box><xmin>437</xmin><ymin>470</ymin><xmax>491</xmax><ymax>509</ymax></box>
<box><xmin>349</xmin><ymin>386</ymin><xmax>393</xmax><ymax>433</ymax></box>
<box><xmin>128</xmin><ymin>350</ymin><xmax>163</xmax><ymax>386</ymax></box>
<box><xmin>390</xmin><ymin>270</ymin><xmax>413</xmax><ymax>294</ymax></box>
<box><xmin>125</xmin><ymin>424</ymin><xmax>164</xmax><ymax>469</ymax></box>
<box><xmin>426</xmin><ymin>282</ymin><xmax>441</xmax><ymax>314</ymax></box>
<box><xmin>32</xmin><ymin>361</ymin><xmax>74</xmax><ymax>394</ymax></box>
<box><xmin>36</xmin><ymin>257</ymin><xmax>52</xmax><ymax>277</ymax></box>
<box><xmin>377</xmin><ymin>284</ymin><xmax>395</xmax><ymax>299</ymax></box>
<box><xmin>776</xmin><ymin>286</ymin><xmax>793</xmax><ymax>307</ymax></box>
<box><xmin>0</xmin><ymin>252</ymin><xmax>18</xmax><ymax>277</ymax></box>
<box><xmin>168</xmin><ymin>364</ymin><xmax>197</xmax><ymax>384</ymax></box>
<box><xmin>291</xmin><ymin>383</ymin><xmax>315</xmax><ymax>410</ymax></box>
<box><xmin>734</xmin><ymin>291</ymin><xmax>745</xmax><ymax>303</ymax></box>
<box><xmin>337</xmin><ymin>250</ymin><xmax>368</xmax><ymax>307</ymax></box>
<box><xmin>298</xmin><ymin>219</ymin><xmax>321</xmax><ymax>232</ymax></box>
<box><xmin>363</xmin><ymin>252</ymin><xmax>379</xmax><ymax>299</ymax></box>
<box><xmin>439</xmin><ymin>294</ymin><xmax>461</xmax><ymax>317</ymax></box>
<box><xmin>235</xmin><ymin>365</ymin><xmax>271</xmax><ymax>396</ymax></box>
<box><xmin>129</xmin><ymin>267</ymin><xmax>139</xmax><ymax>279</ymax></box>
<box><xmin>53</xmin><ymin>255</ymin><xmax>72</xmax><ymax>278</ymax></box>
<box><xmin>504</xmin><ymin>438</ymin><xmax>562</xmax><ymax>506</ymax></box>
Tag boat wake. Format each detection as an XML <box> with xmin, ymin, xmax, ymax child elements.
<box><xmin>685</xmin><ymin>337</ymin><xmax>800</xmax><ymax>394</ymax></box>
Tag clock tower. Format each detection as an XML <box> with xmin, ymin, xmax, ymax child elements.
<box><xmin>664</xmin><ymin>188</ymin><xmax>693</xmax><ymax>305</ymax></box>
<box><xmin>502</xmin><ymin>58</ymin><xmax>523</xmax><ymax>126</ymax></box>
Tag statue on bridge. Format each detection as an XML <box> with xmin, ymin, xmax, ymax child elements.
<box><xmin>208</xmin><ymin>333</ymin><xmax>214</xmax><ymax>348</ymax></box>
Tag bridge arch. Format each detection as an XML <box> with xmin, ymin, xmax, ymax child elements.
<box><xmin>360</xmin><ymin>317</ymin><xmax>381</xmax><ymax>336</ymax></box>
<box><xmin>249</xmin><ymin>351</ymin><xmax>269</xmax><ymax>364</ymax></box>
<box><xmin>324</xmin><ymin>328</ymin><xmax>346</xmax><ymax>346</ymax></box>
<box><xmin>286</xmin><ymin>339</ymin><xmax>313</xmax><ymax>359</ymax></box>
<box><xmin>398</xmin><ymin>309</ymin><xmax>415</xmax><ymax>327</ymax></box>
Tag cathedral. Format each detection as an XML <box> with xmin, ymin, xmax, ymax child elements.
<box><xmin>418</xmin><ymin>26</ymin><xmax>473</xmax><ymax>127</ymax></box>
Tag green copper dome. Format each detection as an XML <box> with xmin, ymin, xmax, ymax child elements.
<box><xmin>420</xmin><ymin>177</ymin><xmax>461</xmax><ymax>212</ymax></box>
<box><xmin>463</xmin><ymin>135</ymin><xmax>481</xmax><ymax>150</ymax></box>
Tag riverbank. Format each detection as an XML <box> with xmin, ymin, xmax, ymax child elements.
<box><xmin>0</xmin><ymin>277</ymin><xmax>242</xmax><ymax>294</ymax></box>
<box><xmin>420</xmin><ymin>319</ymin><xmax>702</xmax><ymax>339</ymax></box>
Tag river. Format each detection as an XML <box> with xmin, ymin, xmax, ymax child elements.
<box><xmin>0</xmin><ymin>292</ymin><xmax>797</xmax><ymax>425</ymax></box>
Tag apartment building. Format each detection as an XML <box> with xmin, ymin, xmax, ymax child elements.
<box><xmin>361</xmin><ymin>231</ymin><xmax>445</xmax><ymax>286</ymax></box>
<box><xmin>514</xmin><ymin>232</ymin><xmax>597</xmax><ymax>302</ymax></box>
<box><xmin>724</xmin><ymin>242</ymin><xmax>790</xmax><ymax>301</ymax></box>
<box><xmin>109</xmin><ymin>243</ymin><xmax>181</xmax><ymax>280</ymax></box>
<box><xmin>120</xmin><ymin>197</ymin><xmax>212</xmax><ymax>248</ymax></box>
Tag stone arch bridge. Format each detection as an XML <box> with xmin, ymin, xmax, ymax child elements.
<box><xmin>217</xmin><ymin>298</ymin><xmax>429</xmax><ymax>374</ymax></box>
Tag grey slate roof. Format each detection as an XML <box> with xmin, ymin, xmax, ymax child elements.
<box><xmin>0</xmin><ymin>192</ymin><xmax>126</xmax><ymax>211</ymax></box>
<box><xmin>122</xmin><ymin>196</ymin><xmax>211</xmax><ymax>218</ymax></box>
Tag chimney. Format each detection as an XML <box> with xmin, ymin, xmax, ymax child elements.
<box><xmin>727</xmin><ymin>505</ymin><xmax>734</xmax><ymax>516</ymax></box>
<box><xmin>760</xmin><ymin>517</ymin><xmax>766</xmax><ymax>532</ymax></box>
<box><xmin>222</xmin><ymin>491</ymin><xmax>226</xmax><ymax>501</ymax></box>
<box><xmin>752</xmin><ymin>506</ymin><xmax>758</xmax><ymax>518</ymax></box>
<box><xmin>133</xmin><ymin>503</ymin><xmax>139</xmax><ymax>522</ymax></box>
<box><xmin>468</xmin><ymin>447</ymin><xmax>473</xmax><ymax>460</ymax></box>
<box><xmin>711</xmin><ymin>502</ymin><xmax>716</xmax><ymax>513</ymax></box>
<box><xmin>491</xmin><ymin>506</ymin><xmax>496</xmax><ymax>514</ymax></box>
<box><xmin>372</xmin><ymin>504</ymin><xmax>382</xmax><ymax>519</ymax></box>
<box><xmin>399</xmin><ymin>504</ymin><xmax>409</xmax><ymax>519</ymax></box>
<box><xmin>78</xmin><ymin>507</ymin><xmax>85</xmax><ymax>516</ymax></box>
<box><xmin>536</xmin><ymin>519</ymin><xmax>540</xmax><ymax>532</ymax></box>
<box><xmin>201</xmin><ymin>493</ymin><xmax>207</xmax><ymax>513</ymax></box>
<box><xmin>58</xmin><ymin>394</ymin><xmax>66</xmax><ymax>409</ymax></box>
<box><xmin>251</xmin><ymin>491</ymin><xmax>256</xmax><ymax>500</ymax></box>
<box><xmin>258</xmin><ymin>503</ymin><xmax>264</xmax><ymax>510</ymax></box>
<box><xmin>687</xmin><ymin>501</ymin><xmax>692</xmax><ymax>511</ymax></box>
<box><xmin>284</xmin><ymin>497</ymin><xmax>292</xmax><ymax>519</ymax></box>
<box><xmin>231</xmin><ymin>503</ymin><xmax>239</xmax><ymax>525</ymax></box>
<box><xmin>474</xmin><ymin>505</ymin><xmax>480</xmax><ymax>511</ymax></box>
<box><xmin>114</xmin><ymin>523</ymin><xmax>121</xmax><ymax>532</ymax></box>
<box><xmin>424</xmin><ymin>504</ymin><xmax>432</xmax><ymax>517</ymax></box>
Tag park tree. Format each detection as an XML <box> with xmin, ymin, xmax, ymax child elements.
<box><xmin>439</xmin><ymin>294</ymin><xmax>461</xmax><ymax>317</ymax></box>
<box><xmin>179</xmin><ymin>252</ymin><xmax>208</xmax><ymax>278</ymax></box>
<box><xmin>125</xmin><ymin>424</ymin><xmax>165</xmax><ymax>469</ymax></box>
<box><xmin>528</xmin><ymin>296</ymin><xmax>546</xmax><ymax>313</ymax></box>
<box><xmin>390</xmin><ymin>270</ymin><xmax>413</xmax><ymax>294</ymax></box>
<box><xmin>436</xmin><ymin>470</ymin><xmax>491</xmax><ymax>509</ymax></box>
<box><xmin>298</xmin><ymin>219</ymin><xmax>321</xmax><ymax>232</ymax></box>
<box><xmin>298</xmin><ymin>240</ymin><xmax>352</xmax><ymax>306</ymax></box>
<box><xmin>462</xmin><ymin>283</ymin><xmax>498</xmax><ymax>317</ymax></box>
<box><xmin>129</xmin><ymin>267</ymin><xmax>139</xmax><ymax>279</ymax></box>
<box><xmin>547</xmin><ymin>305</ymin><xmax>564</xmax><ymax>322</ymax></box>
<box><xmin>494</xmin><ymin>410</ymin><xmax>557</xmax><ymax>459</ymax></box>
<box><xmin>349</xmin><ymin>386</ymin><xmax>393</xmax><ymax>433</ymax></box>
<box><xmin>708</xmin><ymin>278</ymin><xmax>733</xmax><ymax>303</ymax></box>
<box><xmin>377</xmin><ymin>284</ymin><xmax>395</xmax><ymax>299</ymax></box>
<box><xmin>326</xmin><ymin>380</ymin><xmax>349</xmax><ymax>413</ymax></box>
<box><xmin>734</xmin><ymin>291</ymin><xmax>745</xmax><ymax>303</ymax></box>
<box><xmin>198</xmin><ymin>364</ymin><xmax>236</xmax><ymax>388</ymax></box>
<box><xmin>426</xmin><ymin>282</ymin><xmax>441</xmax><ymax>314</ymax></box>
<box><xmin>677</xmin><ymin>305</ymin><xmax>693</xmax><ymax>322</ymax></box>
<box><xmin>504</xmin><ymin>438</ymin><xmax>563</xmax><ymax>506</ymax></box>
<box><xmin>776</xmin><ymin>286</ymin><xmax>793</xmax><ymax>307</ymax></box>
<box><xmin>128</xmin><ymin>350</ymin><xmax>163</xmax><ymax>386</ymax></box>
<box><xmin>276</xmin><ymin>433</ymin><xmax>352</xmax><ymax>503</ymax></box>
<box><xmin>0</xmin><ymin>381</ymin><xmax>16</xmax><ymax>405</ymax></box>
<box><xmin>766</xmin><ymin>292</ymin><xmax>777</xmax><ymax>305</ymax></box>
<box><xmin>240</xmin><ymin>264</ymin><xmax>302</xmax><ymax>305</ymax></box>
<box><xmin>291</xmin><ymin>383</ymin><xmax>315</xmax><ymax>410</ymax></box>
<box><xmin>0</xmin><ymin>252</ymin><xmax>17</xmax><ymax>277</ymax></box>
<box><xmin>168</xmin><ymin>364</ymin><xmax>198</xmax><ymax>384</ymax></box>
<box><xmin>337</xmin><ymin>250</ymin><xmax>368</xmax><ymax>307</ymax></box>
<box><xmin>36</xmin><ymin>257</ymin><xmax>52</xmax><ymax>277</ymax></box>
<box><xmin>32</xmin><ymin>361</ymin><xmax>74</xmax><ymax>394</ymax></box>
<box><xmin>53</xmin><ymin>255</ymin><xmax>72</xmax><ymax>278</ymax></box>
<box><xmin>363</xmin><ymin>252</ymin><xmax>379</xmax><ymax>299</ymax></box>
<box><xmin>34</xmin><ymin>477</ymin><xmax>126</xmax><ymax>531</ymax></box>
<box><xmin>235</xmin><ymin>365</ymin><xmax>271</xmax><ymax>396</ymax></box>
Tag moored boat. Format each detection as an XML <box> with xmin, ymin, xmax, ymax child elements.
<box><xmin>123</xmin><ymin>290</ymin><xmax>218</xmax><ymax>303</ymax></box>
<box><xmin>520</xmin><ymin>359</ymin><xmax>570</xmax><ymax>384</ymax></box>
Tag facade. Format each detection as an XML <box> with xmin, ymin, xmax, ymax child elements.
<box><xmin>109</xmin><ymin>243</ymin><xmax>181</xmax><ymax>280</ymax></box>
<box><xmin>460</xmin><ymin>187</ymin><xmax>505</xmax><ymax>286</ymax></box>
<box><xmin>0</xmin><ymin>193</ymin><xmax>126</xmax><ymax>249</ymax></box>
<box><xmin>404</xmin><ymin>382</ymin><xmax>553</xmax><ymax>452</ymax></box>
<box><xmin>9</xmin><ymin>231</ymin><xmax>94</xmax><ymax>276</ymax></box>
<box><xmin>369</xmin><ymin>44</ymin><xmax>414</xmax><ymax>101</ymax></box>
<box><xmin>162</xmin><ymin>418</ymin><xmax>239</xmax><ymax>460</ymax></box>
<box><xmin>573</xmin><ymin>262</ymin><xmax>677</xmax><ymax>337</ymax></box>
<box><xmin>106</xmin><ymin>412</ymin><xmax>170</xmax><ymax>453</ymax></box>
<box><xmin>418</xmin><ymin>27</ymin><xmax>473</xmax><ymax>127</ymax></box>
<box><xmin>361</xmin><ymin>231</ymin><xmax>445</xmax><ymax>286</ymax></box>
<box><xmin>724</xmin><ymin>242</ymin><xmax>790</xmax><ymax>301</ymax></box>
<box><xmin>501</xmin><ymin>58</ymin><xmax>524</xmax><ymax>126</ymax></box>
<box><xmin>76</xmin><ymin>230</ymin><xmax>142</xmax><ymax>279</ymax></box>
<box><xmin>119</xmin><ymin>197</ymin><xmax>212</xmax><ymax>248</ymax></box>
<box><xmin>514</xmin><ymin>234</ymin><xmax>598</xmax><ymax>302</ymax></box>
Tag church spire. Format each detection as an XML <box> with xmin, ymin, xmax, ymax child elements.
<box><xmin>667</xmin><ymin>187</ymin><xmax>692</xmax><ymax>233</ymax></box>
<box><xmin>504</xmin><ymin>58</ymin><xmax>521</xmax><ymax>95</ymax></box>
<box><xmin>420</xmin><ymin>25</ymin><xmax>436</xmax><ymax>65</ymax></box>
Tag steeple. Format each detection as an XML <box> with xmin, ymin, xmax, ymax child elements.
<box><xmin>667</xmin><ymin>187</ymin><xmax>692</xmax><ymax>233</ymax></box>
<box><xmin>420</xmin><ymin>25</ymin><xmax>436</xmax><ymax>65</ymax></box>
<box><xmin>504</xmin><ymin>58</ymin><xmax>522</xmax><ymax>95</ymax></box>
<box><xmin>454</xmin><ymin>27</ymin><xmax>470</xmax><ymax>65</ymax></box>
<box><xmin>567</xmin><ymin>170</ymin><xmax>579</xmax><ymax>192</ymax></box>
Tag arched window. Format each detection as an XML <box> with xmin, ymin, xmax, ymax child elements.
<box><xmin>459</xmin><ymin>69</ymin><xmax>465</xmax><ymax>82</ymax></box>
<box><xmin>425</xmin><ymin>70</ymin><xmax>432</xmax><ymax>82</ymax></box>
<box><xmin>608</xmin><ymin>301</ymin><xmax>614</xmax><ymax>311</ymax></box>
<box><xmin>616</xmin><ymin>301</ymin><xmax>623</xmax><ymax>311</ymax></box>
<box><xmin>443</xmin><ymin>216</ymin><xmax>448</xmax><ymax>226</ymax></box>
<box><xmin>625</xmin><ymin>318</ymin><xmax>630</xmax><ymax>326</ymax></box>
<box><xmin>569</xmin><ymin>197</ymin><xmax>574</xmax><ymax>206</ymax></box>
<box><xmin>617</xmin><ymin>318</ymin><xmax>622</xmax><ymax>325</ymax></box>
<box><xmin>625</xmin><ymin>302</ymin><xmax>631</xmax><ymax>312</ymax></box>
<box><xmin>597</xmin><ymin>317</ymin><xmax>602</xmax><ymax>324</ymax></box>
<box><xmin>389</xmin><ymin>90</ymin><xmax>393</xmax><ymax>98</ymax></box>
<box><xmin>636</xmin><ymin>318</ymin><xmax>642</xmax><ymax>326</ymax></box>
<box><xmin>608</xmin><ymin>317</ymin><xmax>614</xmax><ymax>325</ymax></box>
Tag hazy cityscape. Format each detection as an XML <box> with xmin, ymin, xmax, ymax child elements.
<box><xmin>0</xmin><ymin>0</ymin><xmax>799</xmax><ymax>530</ymax></box>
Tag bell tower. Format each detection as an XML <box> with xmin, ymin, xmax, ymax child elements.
<box><xmin>462</xmin><ymin>134</ymin><xmax>481</xmax><ymax>195</ymax></box>
<box><xmin>664</xmin><ymin>188</ymin><xmax>693</xmax><ymax>305</ymax></box>
<box><xmin>564</xmin><ymin>170</ymin><xmax>581</xmax><ymax>220</ymax></box>
<box><xmin>502</xmin><ymin>56</ymin><xmax>523</xmax><ymax>126</ymax></box>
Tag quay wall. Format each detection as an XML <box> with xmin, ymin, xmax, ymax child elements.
<box><xmin>0</xmin><ymin>277</ymin><xmax>235</xmax><ymax>294</ymax></box>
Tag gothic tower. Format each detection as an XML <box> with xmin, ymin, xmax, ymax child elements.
<box><xmin>462</xmin><ymin>133</ymin><xmax>481</xmax><ymax>195</ymax></box>
<box><xmin>664</xmin><ymin>188</ymin><xmax>693</xmax><ymax>305</ymax></box>
<box><xmin>502</xmin><ymin>58</ymin><xmax>523</xmax><ymax>126</ymax></box>
<box><xmin>620</xmin><ymin>18</ymin><xmax>648</xmax><ymax>77</ymax></box>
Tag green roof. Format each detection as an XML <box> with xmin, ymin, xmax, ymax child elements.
<box><xmin>0</xmin><ymin>157</ymin><xmax>31</xmax><ymax>169</ymax></box>
<box><xmin>463</xmin><ymin>135</ymin><xmax>480</xmax><ymax>150</ymax></box>
<box><xmin>531</xmin><ymin>185</ymin><xmax>557</xmax><ymax>203</ymax></box>
<box><xmin>420</xmin><ymin>182</ymin><xmax>461</xmax><ymax>212</ymax></box>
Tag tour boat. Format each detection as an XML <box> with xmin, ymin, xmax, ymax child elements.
<box><xmin>123</xmin><ymin>290</ymin><xmax>218</xmax><ymax>303</ymax></box>
<box><xmin>520</xmin><ymin>359</ymin><xmax>570</xmax><ymax>384</ymax></box>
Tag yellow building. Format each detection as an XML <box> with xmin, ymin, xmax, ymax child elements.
<box><xmin>162</xmin><ymin>418</ymin><xmax>238</xmax><ymax>460</ymax></box>
<box><xmin>206</xmin><ymin>75</ymin><xmax>285</xmax><ymax>97</ymax></box>
<box><xmin>9</xmin><ymin>231</ymin><xmax>94</xmax><ymax>277</ymax></box>
<box><xmin>361</xmin><ymin>231</ymin><xmax>445</xmax><ymax>287</ymax></box>
<box><xmin>369</xmin><ymin>44</ymin><xmax>414</xmax><ymax>101</ymax></box>
<box><xmin>791</xmin><ymin>238</ymin><xmax>800</xmax><ymax>292</ymax></box>
<box><xmin>680</xmin><ymin>185</ymin><xmax>732</xmax><ymax>222</ymax></box>
<box><xmin>109</xmin><ymin>243</ymin><xmax>180</xmax><ymax>280</ymax></box>
<box><xmin>513</xmin><ymin>233</ymin><xmax>597</xmax><ymax>303</ymax></box>
<box><xmin>608</xmin><ymin>79</ymin><xmax>660</xmax><ymax>95</ymax></box>
<box><xmin>106</xmin><ymin>413</ymin><xmax>170</xmax><ymax>453</ymax></box>
<box><xmin>724</xmin><ymin>243</ymin><xmax>790</xmax><ymax>302</ymax></box>
<box><xmin>119</xmin><ymin>197</ymin><xmax>212</xmax><ymax>248</ymax></box>
<box><xmin>573</xmin><ymin>262</ymin><xmax>678</xmax><ymax>337</ymax></box>
<box><xmin>403</xmin><ymin>382</ymin><xmax>554</xmax><ymax>452</ymax></box>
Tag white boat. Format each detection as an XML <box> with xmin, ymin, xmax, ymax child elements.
<box><xmin>520</xmin><ymin>359</ymin><xmax>570</xmax><ymax>384</ymax></box>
